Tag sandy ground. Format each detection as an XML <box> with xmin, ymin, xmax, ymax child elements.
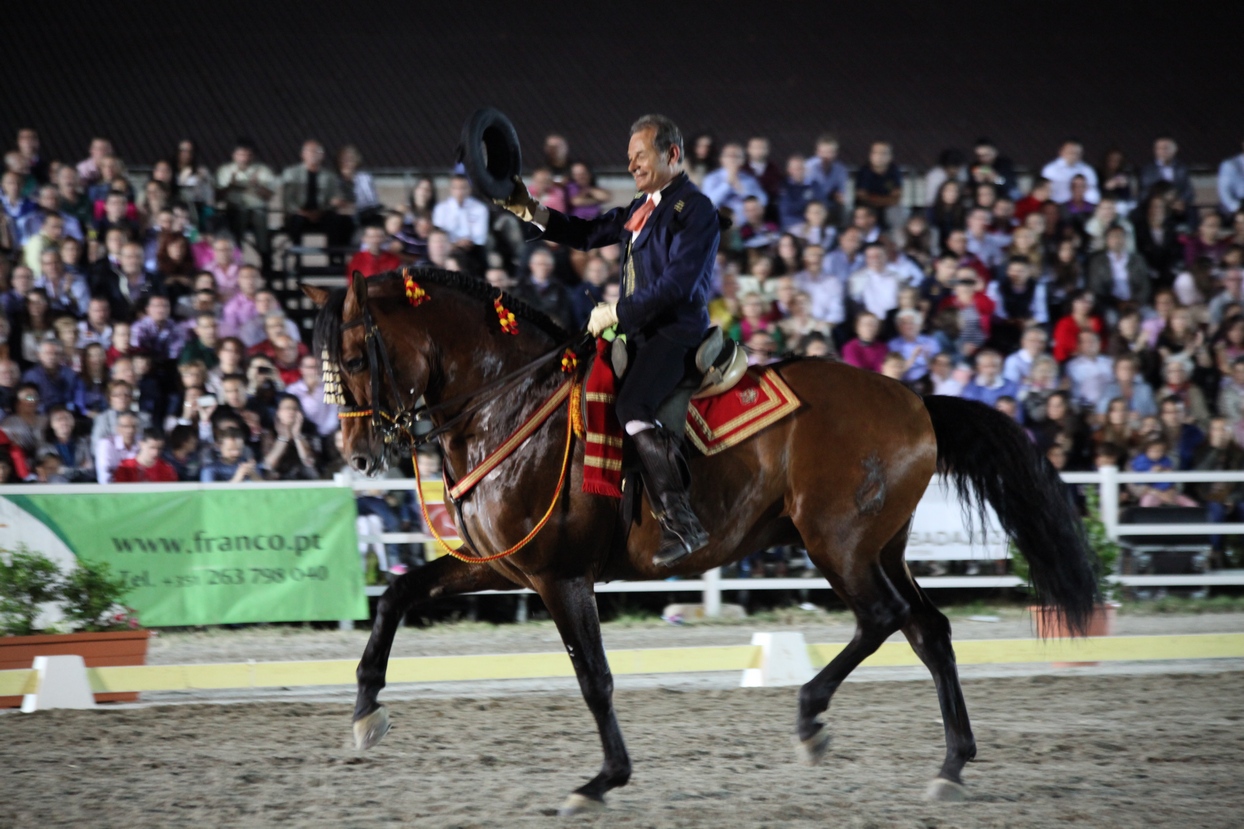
<box><xmin>2</xmin><ymin>671</ymin><xmax>1242</xmax><ymax>829</ymax></box>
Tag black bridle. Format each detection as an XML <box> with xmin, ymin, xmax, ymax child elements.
<box><xmin>336</xmin><ymin>276</ymin><xmax>590</xmax><ymax>449</ymax></box>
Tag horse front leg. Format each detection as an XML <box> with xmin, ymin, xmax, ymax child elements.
<box><xmin>353</xmin><ymin>555</ymin><xmax>515</xmax><ymax>749</ymax></box>
<box><xmin>535</xmin><ymin>575</ymin><xmax>632</xmax><ymax>816</ymax></box>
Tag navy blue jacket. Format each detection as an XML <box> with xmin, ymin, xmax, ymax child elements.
<box><xmin>539</xmin><ymin>173</ymin><xmax>718</xmax><ymax>347</ymax></box>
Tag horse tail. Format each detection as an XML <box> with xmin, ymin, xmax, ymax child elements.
<box><xmin>922</xmin><ymin>394</ymin><xmax>1098</xmax><ymax>634</ymax></box>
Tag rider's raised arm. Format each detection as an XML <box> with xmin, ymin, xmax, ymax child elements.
<box><xmin>537</xmin><ymin>205</ymin><xmax>628</xmax><ymax>251</ymax></box>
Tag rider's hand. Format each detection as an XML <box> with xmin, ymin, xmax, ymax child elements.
<box><xmin>494</xmin><ymin>175</ymin><xmax>544</xmax><ymax>223</ymax></box>
<box><xmin>587</xmin><ymin>302</ymin><xmax>618</xmax><ymax>337</ymax></box>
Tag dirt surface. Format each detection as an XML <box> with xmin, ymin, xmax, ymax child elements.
<box><xmin>3</xmin><ymin>671</ymin><xmax>1242</xmax><ymax>828</ymax></box>
<box><xmin>144</xmin><ymin>610</ymin><xmax>1244</xmax><ymax>665</ymax></box>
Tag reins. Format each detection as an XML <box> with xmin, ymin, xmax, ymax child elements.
<box><xmin>334</xmin><ymin>278</ymin><xmax>586</xmax><ymax>563</ymax></box>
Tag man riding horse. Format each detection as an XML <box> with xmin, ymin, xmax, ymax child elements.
<box><xmin>496</xmin><ymin>114</ymin><xmax>716</xmax><ymax>567</ymax></box>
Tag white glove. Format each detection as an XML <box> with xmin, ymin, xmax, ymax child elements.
<box><xmin>587</xmin><ymin>302</ymin><xmax>618</xmax><ymax>337</ymax></box>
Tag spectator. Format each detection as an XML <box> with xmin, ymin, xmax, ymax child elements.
<box><xmin>1051</xmin><ymin>291</ymin><xmax>1104</xmax><ymax>363</ymax></box>
<box><xmin>927</xmin><ymin>180</ymin><xmax>967</xmax><ymax>241</ymax></box>
<box><xmin>1133</xmin><ymin>194</ymin><xmax>1183</xmax><ymax>284</ymax></box>
<box><xmin>1002</xmin><ymin>326</ymin><xmax>1050</xmax><ymax>384</ymax></box>
<box><xmin>927</xmin><ymin>352</ymin><xmax>964</xmax><ymax>396</ymax></box>
<box><xmin>777</xmin><ymin>290</ymin><xmax>831</xmax><ymax>345</ymax></box>
<box><xmin>238</xmin><ymin>290</ymin><xmax>299</xmax><ymax>348</ymax></box>
<box><xmin>565</xmin><ymin>162</ymin><xmax>611</xmax><ymax>221</ymax></box>
<box><xmin>36</xmin><ymin>247</ymin><xmax>88</xmax><ymax>318</ymax></box>
<box><xmin>854</xmin><ymin>141</ymin><xmax>902</xmax><ymax>229</ymax></box>
<box><xmin>93</xmin><ymin>241</ymin><xmax>154</xmax><ymax>321</ymax></box>
<box><xmin>789</xmin><ymin>200</ymin><xmax>835</xmax><ymax>250</ymax></box>
<box><xmin>938</xmin><ymin>270</ymin><xmax>995</xmax><ymax>358</ymax></box>
<box><xmin>1062</xmin><ymin>175</ymin><xmax>1098</xmax><ymax>224</ymax></box>
<box><xmin>1131</xmin><ymin>435</ymin><xmax>1199</xmax><ymax>506</ymax></box>
<box><xmin>180</xmin><ymin>312</ymin><xmax>221</xmax><ymax>370</ymax></box>
<box><xmin>1218</xmin><ymin>140</ymin><xmax>1244</xmax><ymax>216</ymax></box>
<box><xmin>219</xmin><ymin>265</ymin><xmax>262</xmax><ymax>339</ymax></box>
<box><xmin>804</xmin><ymin>133</ymin><xmax>849</xmax><ymax>211</ymax></box>
<box><xmin>823</xmin><ymin>227</ymin><xmax>865</xmax><ymax>283</ymax></box>
<box><xmin>336</xmin><ymin>144</ymin><xmax>381</xmax><ymax>229</ymax></box>
<box><xmin>924</xmin><ymin>148</ymin><xmax>967</xmax><ymax>207</ymax></box>
<box><xmin>22</xmin><ymin>210</ymin><xmax>65</xmax><ymax>273</ymax></box>
<box><xmin>431</xmin><ymin>174</ymin><xmax>489</xmax><ymax>247</ymax></box>
<box><xmin>2</xmin><ymin>171</ymin><xmax>36</xmax><ymax>231</ymax></box>
<box><xmin>1</xmin><ymin>382</ymin><xmax>46</xmax><ymax>455</ymax></box>
<box><xmin>1065</xmin><ymin>330</ymin><xmax>1115</xmax><ymax>410</ymax></box>
<box><xmin>744</xmin><ymin>136</ymin><xmax>783</xmax><ymax>207</ymax></box>
<box><xmin>738</xmin><ymin>197</ymin><xmax>779</xmax><ymax>250</ymax></box>
<box><xmin>841</xmin><ymin>312</ymin><xmax>887</xmax><ymax>372</ymax></box>
<box><xmin>74</xmin><ymin>342</ymin><xmax>110</xmax><ymax>415</ymax></box>
<box><xmin>1208</xmin><ymin>266</ymin><xmax>1244</xmax><ymax>327</ymax></box>
<box><xmin>1193</xmin><ymin>416</ymin><xmax>1244</xmax><ymax>561</ymax></box>
<box><xmin>215</xmin><ymin>139</ymin><xmax>276</xmax><ymax>271</ymax></box>
<box><xmin>848</xmin><ymin>243</ymin><xmax>903</xmax><ymax>319</ymax></box>
<box><xmin>94</xmin><ymin>410</ymin><xmax>139</xmax><ymax>483</ymax></box>
<box><xmin>1097</xmin><ymin>354</ymin><xmax>1158</xmax><ymax>419</ymax></box>
<box><xmin>987</xmin><ymin>258</ymin><xmax>1049</xmax><ymax>347</ymax></box>
<box><xmin>961</xmin><ymin>349</ymin><xmax>1020</xmax><ymax>408</ymax></box>
<box><xmin>1138</xmin><ymin>136</ymin><xmax>1196</xmax><ymax>217</ymax></box>
<box><xmin>963</xmin><ymin>207</ymin><xmax>1005</xmax><ymax>270</ymax></box>
<box><xmin>1018</xmin><ymin>354</ymin><xmax>1062</xmax><ymax>422</ymax></box>
<box><xmin>90</xmin><ymin>380</ymin><xmax>150</xmax><ymax>444</ymax></box>
<box><xmin>281</xmin><ymin>139</ymin><xmax>348</xmax><ymax>256</ymax></box>
<box><xmin>969</xmin><ymin>138</ymin><xmax>1020</xmax><ymax>199</ymax></box>
<box><xmin>1156</xmin><ymin>396</ymin><xmax>1205</xmax><ymax>470</ymax></box>
<box><xmin>262</xmin><ymin>394</ymin><xmax>320</xmax><ymax>480</ymax></box>
<box><xmin>1087</xmin><ymin>225</ymin><xmax>1152</xmax><ymax>309</ymax></box>
<box><xmin>37</xmin><ymin>405</ymin><xmax>93</xmax><ymax>482</ymax></box>
<box><xmin>728</xmin><ymin>292</ymin><xmax>781</xmax><ymax>349</ymax></box>
<box><xmin>94</xmin><ymin>190</ymin><xmax>139</xmax><ymax>241</ymax></box>
<box><xmin>200</xmin><ymin>428</ymin><xmax>263</xmax><ymax>482</ymax></box>
<box><xmin>347</xmin><ymin>225</ymin><xmax>402</xmax><ymax>280</ymax></box>
<box><xmin>1157</xmin><ymin>359</ymin><xmax>1210</xmax><ymax>429</ymax></box>
<box><xmin>542</xmin><ymin>134</ymin><xmax>571</xmax><ymax>181</ymax></box>
<box><xmin>18</xmin><ymin>184</ymin><xmax>84</xmax><ymax>244</ymax></box>
<box><xmin>21</xmin><ymin>340</ymin><xmax>76</xmax><ymax>413</ymax></box>
<box><xmin>207</xmin><ymin>338</ymin><xmax>246</xmax><ymax>397</ymax></box>
<box><xmin>516</xmin><ymin>246</ymin><xmax>574</xmax><ymax>330</ymax></box>
<box><xmin>1083</xmin><ymin>198</ymin><xmax>1135</xmax><ymax>253</ymax></box>
<box><xmin>887</xmin><ymin>309</ymin><xmax>939</xmax><ymax>382</ymax></box>
<box><xmin>111</xmin><ymin>429</ymin><xmax>177</xmax><ymax>482</ymax></box>
<box><xmin>1040</xmin><ymin>139</ymin><xmax>1101</xmax><ymax>204</ymax></box>
<box><xmin>205</xmin><ymin>237</ymin><xmax>240</xmax><ymax>298</ymax></box>
<box><xmin>778</xmin><ymin>154</ymin><xmax>827</xmax><ymax>232</ymax></box>
<box><xmin>162</xmin><ymin>424</ymin><xmax>201</xmax><ymax>481</ymax></box>
<box><xmin>287</xmin><ymin>353</ymin><xmax>337</xmax><ymax>437</ymax></box>
<box><xmin>130</xmin><ymin>294</ymin><xmax>185</xmax><ymax>361</ymax></box>
<box><xmin>702</xmin><ymin>143</ymin><xmax>767</xmax><ymax>216</ymax></box>
<box><xmin>1097</xmin><ymin>147</ymin><xmax>1136</xmax><ymax>212</ymax></box>
<box><xmin>1181</xmin><ymin>213</ymin><xmax>1231</xmax><ymax>269</ymax></box>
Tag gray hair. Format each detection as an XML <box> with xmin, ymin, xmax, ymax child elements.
<box><xmin>630</xmin><ymin>114</ymin><xmax>683</xmax><ymax>160</ymax></box>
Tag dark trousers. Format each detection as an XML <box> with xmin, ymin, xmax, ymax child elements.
<box><xmin>286</xmin><ymin>213</ymin><xmax>353</xmax><ymax>250</ymax></box>
<box><xmin>615</xmin><ymin>334</ymin><xmax>694</xmax><ymax>426</ymax></box>
<box><xmin>224</xmin><ymin>205</ymin><xmax>271</xmax><ymax>269</ymax></box>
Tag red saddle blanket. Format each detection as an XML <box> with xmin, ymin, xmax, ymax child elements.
<box><xmin>581</xmin><ymin>341</ymin><xmax>802</xmax><ymax>498</ymax></box>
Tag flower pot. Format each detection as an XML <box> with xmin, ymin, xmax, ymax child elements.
<box><xmin>0</xmin><ymin>629</ymin><xmax>151</xmax><ymax>707</ymax></box>
<box><xmin>1029</xmin><ymin>603</ymin><xmax>1118</xmax><ymax>667</ymax></box>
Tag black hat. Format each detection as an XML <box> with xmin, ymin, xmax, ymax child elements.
<box><xmin>458</xmin><ymin>108</ymin><xmax>522</xmax><ymax>201</ymax></box>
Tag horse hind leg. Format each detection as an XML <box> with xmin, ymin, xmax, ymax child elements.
<box><xmin>794</xmin><ymin>523</ymin><xmax>911</xmax><ymax>765</ymax></box>
<box><xmin>880</xmin><ymin>526</ymin><xmax>977</xmax><ymax>802</ymax></box>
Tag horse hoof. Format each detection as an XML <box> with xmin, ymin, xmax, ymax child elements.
<box><xmin>557</xmin><ymin>793</ymin><xmax>605</xmax><ymax>817</ymax></box>
<box><xmin>924</xmin><ymin>777</ymin><xmax>967</xmax><ymax>802</ymax></box>
<box><xmin>793</xmin><ymin>725</ymin><xmax>831</xmax><ymax>766</ymax></box>
<box><xmin>353</xmin><ymin>706</ymin><xmax>391</xmax><ymax>750</ymax></box>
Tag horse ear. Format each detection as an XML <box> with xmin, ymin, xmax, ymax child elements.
<box><xmin>351</xmin><ymin>272</ymin><xmax>369</xmax><ymax>306</ymax></box>
<box><xmin>301</xmin><ymin>284</ymin><xmax>330</xmax><ymax>307</ymax></box>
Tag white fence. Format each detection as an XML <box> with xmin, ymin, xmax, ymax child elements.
<box><xmin>352</xmin><ymin>467</ymin><xmax>1244</xmax><ymax>615</ymax></box>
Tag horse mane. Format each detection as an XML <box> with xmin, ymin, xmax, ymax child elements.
<box><xmin>312</xmin><ymin>267</ymin><xmax>570</xmax><ymax>364</ymax></box>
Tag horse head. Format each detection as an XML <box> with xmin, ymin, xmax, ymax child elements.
<box><xmin>303</xmin><ymin>274</ymin><xmax>435</xmax><ymax>475</ymax></box>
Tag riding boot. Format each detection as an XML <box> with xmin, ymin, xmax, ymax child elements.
<box><xmin>631</xmin><ymin>427</ymin><xmax>709</xmax><ymax>567</ymax></box>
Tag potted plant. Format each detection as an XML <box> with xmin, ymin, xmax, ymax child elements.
<box><xmin>1015</xmin><ymin>487</ymin><xmax>1120</xmax><ymax>642</ymax></box>
<box><xmin>0</xmin><ymin>548</ymin><xmax>150</xmax><ymax>707</ymax></box>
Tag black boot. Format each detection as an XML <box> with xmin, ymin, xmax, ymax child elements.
<box><xmin>631</xmin><ymin>427</ymin><xmax>709</xmax><ymax>567</ymax></box>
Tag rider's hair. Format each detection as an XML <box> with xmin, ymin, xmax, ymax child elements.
<box><xmin>630</xmin><ymin>114</ymin><xmax>683</xmax><ymax>161</ymax></box>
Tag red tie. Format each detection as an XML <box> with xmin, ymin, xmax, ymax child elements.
<box><xmin>623</xmin><ymin>196</ymin><xmax>655</xmax><ymax>233</ymax></box>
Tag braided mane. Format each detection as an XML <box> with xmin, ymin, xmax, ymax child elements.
<box><xmin>312</xmin><ymin>266</ymin><xmax>569</xmax><ymax>366</ymax></box>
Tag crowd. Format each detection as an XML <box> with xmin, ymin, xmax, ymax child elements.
<box><xmin>3</xmin><ymin>124</ymin><xmax>1244</xmax><ymax>571</ymax></box>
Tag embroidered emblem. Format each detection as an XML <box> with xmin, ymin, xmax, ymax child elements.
<box><xmin>737</xmin><ymin>387</ymin><xmax>759</xmax><ymax>405</ymax></box>
<box><xmin>494</xmin><ymin>295</ymin><xmax>519</xmax><ymax>335</ymax></box>
<box><xmin>321</xmin><ymin>348</ymin><xmax>346</xmax><ymax>405</ymax></box>
<box><xmin>673</xmin><ymin>199</ymin><xmax>685</xmax><ymax>213</ymax></box>
<box><xmin>403</xmin><ymin>270</ymin><xmax>429</xmax><ymax>307</ymax></box>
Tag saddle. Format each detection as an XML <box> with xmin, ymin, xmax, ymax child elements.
<box><xmin>609</xmin><ymin>327</ymin><xmax>750</xmax><ymax>426</ymax></box>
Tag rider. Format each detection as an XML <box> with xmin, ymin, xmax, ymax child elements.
<box><xmin>496</xmin><ymin>114</ymin><xmax>718</xmax><ymax>567</ymax></box>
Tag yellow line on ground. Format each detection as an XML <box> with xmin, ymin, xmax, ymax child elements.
<box><xmin>3</xmin><ymin>634</ymin><xmax>1240</xmax><ymax>696</ymax></box>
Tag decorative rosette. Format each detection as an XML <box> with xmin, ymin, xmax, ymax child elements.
<box><xmin>560</xmin><ymin>349</ymin><xmax>577</xmax><ymax>373</ymax></box>
<box><xmin>494</xmin><ymin>295</ymin><xmax>519</xmax><ymax>335</ymax></box>
<box><xmin>403</xmin><ymin>270</ymin><xmax>429</xmax><ymax>307</ymax></box>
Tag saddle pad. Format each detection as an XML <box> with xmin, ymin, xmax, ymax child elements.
<box><xmin>685</xmin><ymin>367</ymin><xmax>802</xmax><ymax>456</ymax></box>
<box><xmin>582</xmin><ymin>351</ymin><xmax>802</xmax><ymax>498</ymax></box>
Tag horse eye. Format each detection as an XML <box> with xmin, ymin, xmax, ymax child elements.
<box><xmin>343</xmin><ymin>357</ymin><xmax>366</xmax><ymax>374</ymax></box>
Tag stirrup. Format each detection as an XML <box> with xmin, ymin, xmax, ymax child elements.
<box><xmin>652</xmin><ymin>506</ymin><xmax>708</xmax><ymax>567</ymax></box>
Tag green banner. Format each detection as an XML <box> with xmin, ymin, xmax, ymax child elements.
<box><xmin>0</xmin><ymin>486</ymin><xmax>367</xmax><ymax>626</ymax></box>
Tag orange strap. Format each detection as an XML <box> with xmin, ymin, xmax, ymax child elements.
<box><xmin>409</xmin><ymin>392</ymin><xmax>575</xmax><ymax>564</ymax></box>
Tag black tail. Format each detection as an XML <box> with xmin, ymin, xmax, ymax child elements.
<box><xmin>923</xmin><ymin>395</ymin><xmax>1098</xmax><ymax>634</ymax></box>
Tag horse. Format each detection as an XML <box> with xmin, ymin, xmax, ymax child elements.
<box><xmin>303</xmin><ymin>268</ymin><xmax>1096</xmax><ymax>815</ymax></box>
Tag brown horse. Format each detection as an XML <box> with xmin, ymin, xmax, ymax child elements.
<box><xmin>304</xmin><ymin>269</ymin><xmax>1096</xmax><ymax>814</ymax></box>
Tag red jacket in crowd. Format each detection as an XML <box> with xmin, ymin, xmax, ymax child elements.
<box><xmin>347</xmin><ymin>250</ymin><xmax>403</xmax><ymax>281</ymax></box>
<box><xmin>112</xmin><ymin>457</ymin><xmax>178</xmax><ymax>483</ymax></box>
<box><xmin>1051</xmin><ymin>314</ymin><xmax>1105</xmax><ymax>363</ymax></box>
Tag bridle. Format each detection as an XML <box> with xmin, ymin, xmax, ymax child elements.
<box><xmin>334</xmin><ymin>275</ymin><xmax>589</xmax><ymax>449</ymax></box>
